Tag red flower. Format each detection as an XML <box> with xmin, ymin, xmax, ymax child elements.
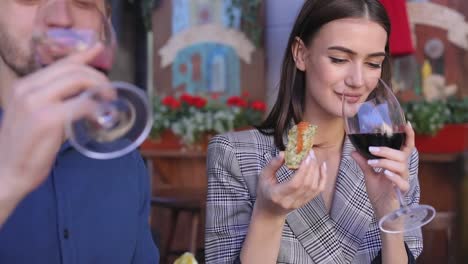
<box><xmin>251</xmin><ymin>101</ymin><xmax>266</xmax><ymax>112</ymax></box>
<box><xmin>193</xmin><ymin>96</ymin><xmax>207</xmax><ymax>108</ymax></box>
<box><xmin>226</xmin><ymin>96</ymin><xmax>237</xmax><ymax>106</ymax></box>
<box><xmin>172</xmin><ymin>100</ymin><xmax>181</xmax><ymax>109</ymax></box>
<box><xmin>227</xmin><ymin>96</ymin><xmax>247</xmax><ymax>108</ymax></box>
<box><xmin>180</xmin><ymin>93</ymin><xmax>195</xmax><ymax>105</ymax></box>
<box><xmin>162</xmin><ymin>96</ymin><xmax>181</xmax><ymax>110</ymax></box>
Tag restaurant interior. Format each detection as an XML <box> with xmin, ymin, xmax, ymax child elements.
<box><xmin>110</xmin><ymin>0</ymin><xmax>468</xmax><ymax>263</ymax></box>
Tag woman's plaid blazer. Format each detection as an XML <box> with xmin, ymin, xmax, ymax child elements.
<box><xmin>205</xmin><ymin>129</ymin><xmax>423</xmax><ymax>264</ymax></box>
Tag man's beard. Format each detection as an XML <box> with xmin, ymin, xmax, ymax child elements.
<box><xmin>0</xmin><ymin>28</ymin><xmax>37</xmax><ymax>77</ymax></box>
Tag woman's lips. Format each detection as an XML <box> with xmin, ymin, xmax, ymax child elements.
<box><xmin>336</xmin><ymin>92</ymin><xmax>361</xmax><ymax>103</ymax></box>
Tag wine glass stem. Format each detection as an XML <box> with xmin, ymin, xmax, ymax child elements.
<box><xmin>394</xmin><ymin>186</ymin><xmax>408</xmax><ymax>210</ymax></box>
<box><xmin>96</xmin><ymin>103</ymin><xmax>118</xmax><ymax>129</ymax></box>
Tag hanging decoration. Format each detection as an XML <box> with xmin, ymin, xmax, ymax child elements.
<box><xmin>158</xmin><ymin>0</ymin><xmax>257</xmax><ymax>96</ymax></box>
<box><xmin>379</xmin><ymin>0</ymin><xmax>414</xmax><ymax>55</ymax></box>
<box><xmin>406</xmin><ymin>2</ymin><xmax>468</xmax><ymax>50</ymax></box>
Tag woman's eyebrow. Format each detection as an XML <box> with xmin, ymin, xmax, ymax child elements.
<box><xmin>327</xmin><ymin>46</ymin><xmax>386</xmax><ymax>58</ymax></box>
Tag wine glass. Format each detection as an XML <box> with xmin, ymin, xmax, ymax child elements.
<box><xmin>32</xmin><ymin>3</ymin><xmax>152</xmax><ymax>159</ymax></box>
<box><xmin>342</xmin><ymin>78</ymin><xmax>436</xmax><ymax>233</ymax></box>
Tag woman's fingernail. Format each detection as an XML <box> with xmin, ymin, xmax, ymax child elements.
<box><xmin>407</xmin><ymin>121</ymin><xmax>412</xmax><ymax>129</ymax></box>
<box><xmin>304</xmin><ymin>150</ymin><xmax>316</xmax><ymax>164</ymax></box>
<box><xmin>322</xmin><ymin>161</ymin><xmax>327</xmax><ymax>172</ymax></box>
<box><xmin>369</xmin><ymin>147</ymin><xmax>380</xmax><ymax>153</ymax></box>
<box><xmin>309</xmin><ymin>150</ymin><xmax>316</xmax><ymax>160</ymax></box>
<box><xmin>384</xmin><ymin>170</ymin><xmax>396</xmax><ymax>178</ymax></box>
<box><xmin>367</xmin><ymin>159</ymin><xmax>379</xmax><ymax>165</ymax></box>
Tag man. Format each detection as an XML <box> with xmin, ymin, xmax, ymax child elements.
<box><xmin>0</xmin><ymin>0</ymin><xmax>159</xmax><ymax>263</ymax></box>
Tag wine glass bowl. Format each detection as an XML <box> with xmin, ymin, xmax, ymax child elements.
<box><xmin>32</xmin><ymin>4</ymin><xmax>152</xmax><ymax>159</ymax></box>
<box><xmin>342</xmin><ymin>78</ymin><xmax>436</xmax><ymax>233</ymax></box>
<box><xmin>343</xmin><ymin>79</ymin><xmax>407</xmax><ymax>159</ymax></box>
<box><xmin>33</xmin><ymin>28</ymin><xmax>103</xmax><ymax>66</ymax></box>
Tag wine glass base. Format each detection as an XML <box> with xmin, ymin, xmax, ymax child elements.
<box><xmin>379</xmin><ymin>204</ymin><xmax>436</xmax><ymax>234</ymax></box>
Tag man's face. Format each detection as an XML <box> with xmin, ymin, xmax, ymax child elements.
<box><xmin>0</xmin><ymin>0</ymin><xmax>107</xmax><ymax>76</ymax></box>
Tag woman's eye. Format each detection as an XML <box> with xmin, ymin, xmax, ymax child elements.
<box><xmin>16</xmin><ymin>0</ymin><xmax>39</xmax><ymax>5</ymax></box>
<box><xmin>74</xmin><ymin>0</ymin><xmax>95</xmax><ymax>8</ymax></box>
<box><xmin>329</xmin><ymin>57</ymin><xmax>347</xmax><ymax>64</ymax></box>
<box><xmin>366</xmin><ymin>62</ymin><xmax>382</xmax><ymax>69</ymax></box>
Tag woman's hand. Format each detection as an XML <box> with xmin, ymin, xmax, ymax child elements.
<box><xmin>254</xmin><ymin>150</ymin><xmax>328</xmax><ymax>218</ymax></box>
<box><xmin>352</xmin><ymin>122</ymin><xmax>415</xmax><ymax>219</ymax></box>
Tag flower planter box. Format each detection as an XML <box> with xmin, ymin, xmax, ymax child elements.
<box><xmin>141</xmin><ymin>130</ymin><xmax>216</xmax><ymax>152</ymax></box>
<box><xmin>415</xmin><ymin>123</ymin><xmax>468</xmax><ymax>154</ymax></box>
<box><xmin>140</xmin><ymin>130</ymin><xmax>183</xmax><ymax>150</ymax></box>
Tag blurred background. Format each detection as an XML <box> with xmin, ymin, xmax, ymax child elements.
<box><xmin>109</xmin><ymin>0</ymin><xmax>468</xmax><ymax>263</ymax></box>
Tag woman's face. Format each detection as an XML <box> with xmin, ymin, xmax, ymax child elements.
<box><xmin>295</xmin><ymin>18</ymin><xmax>388</xmax><ymax>120</ymax></box>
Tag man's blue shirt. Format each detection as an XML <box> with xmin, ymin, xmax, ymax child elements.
<box><xmin>0</xmin><ymin>110</ymin><xmax>159</xmax><ymax>263</ymax></box>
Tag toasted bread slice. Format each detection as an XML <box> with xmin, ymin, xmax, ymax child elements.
<box><xmin>285</xmin><ymin>122</ymin><xmax>317</xmax><ymax>169</ymax></box>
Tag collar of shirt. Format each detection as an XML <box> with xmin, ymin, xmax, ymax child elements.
<box><xmin>0</xmin><ymin>108</ymin><xmax>73</xmax><ymax>154</ymax></box>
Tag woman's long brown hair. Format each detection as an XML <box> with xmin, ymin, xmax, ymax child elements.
<box><xmin>257</xmin><ymin>0</ymin><xmax>392</xmax><ymax>150</ymax></box>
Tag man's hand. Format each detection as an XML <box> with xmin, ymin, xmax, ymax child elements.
<box><xmin>0</xmin><ymin>43</ymin><xmax>115</xmax><ymax>200</ymax></box>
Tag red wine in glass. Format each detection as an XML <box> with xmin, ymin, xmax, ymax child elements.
<box><xmin>343</xmin><ymin>78</ymin><xmax>435</xmax><ymax>233</ymax></box>
<box><xmin>348</xmin><ymin>132</ymin><xmax>406</xmax><ymax>160</ymax></box>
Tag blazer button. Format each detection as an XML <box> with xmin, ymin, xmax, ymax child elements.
<box><xmin>63</xmin><ymin>228</ymin><xmax>70</xmax><ymax>239</ymax></box>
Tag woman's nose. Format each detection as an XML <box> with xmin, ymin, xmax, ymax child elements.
<box><xmin>345</xmin><ymin>64</ymin><xmax>365</xmax><ymax>88</ymax></box>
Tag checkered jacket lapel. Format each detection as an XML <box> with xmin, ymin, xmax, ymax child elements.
<box><xmin>330</xmin><ymin>139</ymin><xmax>374</xmax><ymax>263</ymax></box>
<box><xmin>263</xmin><ymin>150</ymin><xmax>346</xmax><ymax>264</ymax></box>
<box><xmin>262</xmin><ymin>139</ymin><xmax>373</xmax><ymax>264</ymax></box>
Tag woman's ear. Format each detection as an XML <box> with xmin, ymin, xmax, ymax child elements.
<box><xmin>291</xmin><ymin>37</ymin><xmax>307</xmax><ymax>72</ymax></box>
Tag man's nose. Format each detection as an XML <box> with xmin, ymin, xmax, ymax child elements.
<box><xmin>42</xmin><ymin>0</ymin><xmax>73</xmax><ymax>28</ymax></box>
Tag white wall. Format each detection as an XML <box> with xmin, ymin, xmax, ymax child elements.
<box><xmin>265</xmin><ymin>0</ymin><xmax>304</xmax><ymax>108</ymax></box>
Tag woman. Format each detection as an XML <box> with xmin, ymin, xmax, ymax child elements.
<box><xmin>205</xmin><ymin>0</ymin><xmax>422</xmax><ymax>263</ymax></box>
